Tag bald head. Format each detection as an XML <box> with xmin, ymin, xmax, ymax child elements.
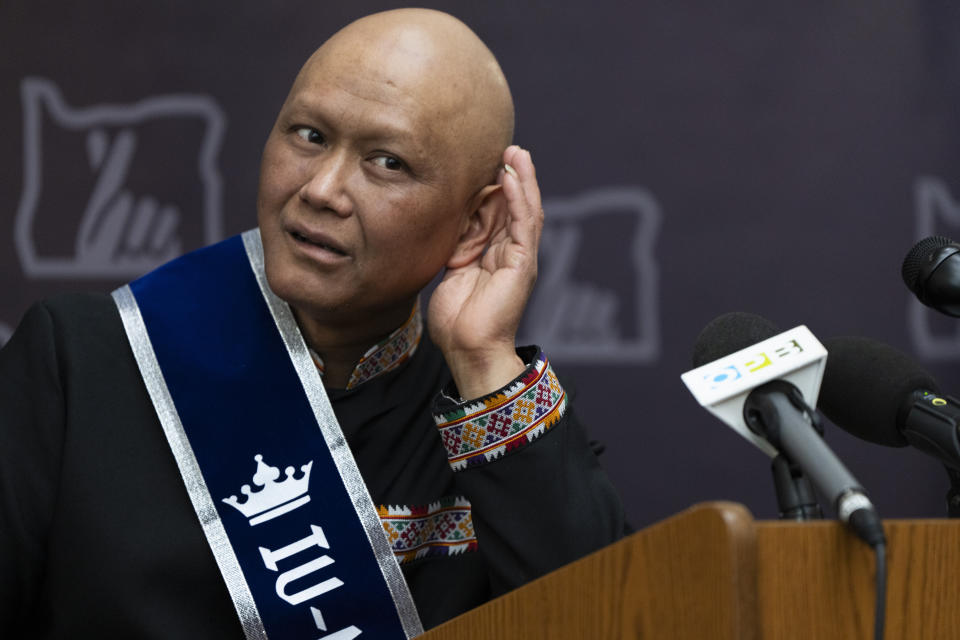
<box><xmin>292</xmin><ymin>8</ymin><xmax>514</xmax><ymax>190</ymax></box>
<box><xmin>257</xmin><ymin>9</ymin><xmax>520</xmax><ymax>331</ymax></box>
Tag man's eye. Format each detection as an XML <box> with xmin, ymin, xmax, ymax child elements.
<box><xmin>371</xmin><ymin>155</ymin><xmax>405</xmax><ymax>172</ymax></box>
<box><xmin>295</xmin><ymin>127</ymin><xmax>325</xmax><ymax>144</ymax></box>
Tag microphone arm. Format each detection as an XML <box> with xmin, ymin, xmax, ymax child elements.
<box><xmin>901</xmin><ymin>391</ymin><xmax>960</xmax><ymax>470</ymax></box>
<box><xmin>901</xmin><ymin>390</ymin><xmax>960</xmax><ymax>517</ymax></box>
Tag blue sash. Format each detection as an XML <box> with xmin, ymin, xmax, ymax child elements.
<box><xmin>112</xmin><ymin>230</ymin><xmax>423</xmax><ymax>640</ymax></box>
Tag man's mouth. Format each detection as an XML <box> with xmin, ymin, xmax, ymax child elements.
<box><xmin>291</xmin><ymin>231</ymin><xmax>347</xmax><ymax>256</ymax></box>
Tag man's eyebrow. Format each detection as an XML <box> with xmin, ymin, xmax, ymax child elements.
<box><xmin>286</xmin><ymin>97</ymin><xmax>426</xmax><ymax>148</ymax></box>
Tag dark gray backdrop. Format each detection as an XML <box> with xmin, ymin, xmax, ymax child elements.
<box><xmin>3</xmin><ymin>0</ymin><xmax>960</xmax><ymax>530</ymax></box>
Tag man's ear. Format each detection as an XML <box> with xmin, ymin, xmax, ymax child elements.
<box><xmin>446</xmin><ymin>183</ymin><xmax>504</xmax><ymax>269</ymax></box>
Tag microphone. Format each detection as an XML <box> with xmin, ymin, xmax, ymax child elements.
<box><xmin>819</xmin><ymin>336</ymin><xmax>960</xmax><ymax>471</ymax></box>
<box><xmin>902</xmin><ymin>235</ymin><xmax>960</xmax><ymax>317</ymax></box>
<box><xmin>691</xmin><ymin>311</ymin><xmax>780</xmax><ymax>366</ymax></box>
<box><xmin>682</xmin><ymin>313</ymin><xmax>885</xmax><ymax>547</ymax></box>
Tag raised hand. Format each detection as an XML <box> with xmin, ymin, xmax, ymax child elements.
<box><xmin>428</xmin><ymin>145</ymin><xmax>544</xmax><ymax>400</ymax></box>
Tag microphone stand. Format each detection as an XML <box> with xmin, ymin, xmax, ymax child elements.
<box><xmin>771</xmin><ymin>453</ymin><xmax>823</xmax><ymax>520</ymax></box>
<box><xmin>946</xmin><ymin>466</ymin><xmax>960</xmax><ymax>518</ymax></box>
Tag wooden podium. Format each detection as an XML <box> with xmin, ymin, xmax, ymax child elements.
<box><xmin>419</xmin><ymin>502</ymin><xmax>960</xmax><ymax>639</ymax></box>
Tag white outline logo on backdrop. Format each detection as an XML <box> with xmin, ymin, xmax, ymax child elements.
<box><xmin>518</xmin><ymin>187</ymin><xmax>661</xmax><ymax>364</ymax></box>
<box><xmin>909</xmin><ymin>176</ymin><xmax>960</xmax><ymax>359</ymax></box>
<box><xmin>15</xmin><ymin>77</ymin><xmax>226</xmax><ymax>279</ymax></box>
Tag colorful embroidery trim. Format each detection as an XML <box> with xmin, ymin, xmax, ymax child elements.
<box><xmin>378</xmin><ymin>497</ymin><xmax>477</xmax><ymax>565</ymax></box>
<box><xmin>434</xmin><ymin>352</ymin><xmax>566</xmax><ymax>470</ymax></box>
<box><xmin>309</xmin><ymin>298</ymin><xmax>423</xmax><ymax>389</ymax></box>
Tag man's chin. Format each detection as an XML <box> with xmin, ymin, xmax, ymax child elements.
<box><xmin>261</xmin><ymin>257</ymin><xmax>422</xmax><ymax>333</ymax></box>
<box><xmin>265</xmin><ymin>271</ymin><xmax>346</xmax><ymax>314</ymax></box>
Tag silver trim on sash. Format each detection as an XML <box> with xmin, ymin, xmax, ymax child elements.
<box><xmin>112</xmin><ymin>285</ymin><xmax>268</xmax><ymax>640</ymax></box>
<box><xmin>242</xmin><ymin>229</ymin><xmax>425</xmax><ymax>639</ymax></box>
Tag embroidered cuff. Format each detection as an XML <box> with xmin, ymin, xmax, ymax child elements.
<box><xmin>378</xmin><ymin>497</ymin><xmax>477</xmax><ymax>564</ymax></box>
<box><xmin>433</xmin><ymin>347</ymin><xmax>567</xmax><ymax>471</ymax></box>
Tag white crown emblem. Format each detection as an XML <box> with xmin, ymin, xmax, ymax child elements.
<box><xmin>222</xmin><ymin>454</ymin><xmax>313</xmax><ymax>526</ymax></box>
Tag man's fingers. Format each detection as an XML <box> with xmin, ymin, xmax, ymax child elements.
<box><xmin>500</xmin><ymin>173</ymin><xmax>538</xmax><ymax>251</ymax></box>
<box><xmin>505</xmin><ymin>146</ymin><xmax>542</xmax><ymax>214</ymax></box>
<box><xmin>501</xmin><ymin>146</ymin><xmax>543</xmax><ymax>249</ymax></box>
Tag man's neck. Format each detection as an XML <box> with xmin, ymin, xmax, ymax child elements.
<box><xmin>292</xmin><ymin>301</ymin><xmax>417</xmax><ymax>389</ymax></box>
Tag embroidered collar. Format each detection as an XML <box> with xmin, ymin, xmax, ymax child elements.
<box><xmin>308</xmin><ymin>298</ymin><xmax>423</xmax><ymax>390</ymax></box>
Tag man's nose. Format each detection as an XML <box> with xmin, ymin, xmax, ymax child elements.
<box><xmin>298</xmin><ymin>150</ymin><xmax>354</xmax><ymax>217</ymax></box>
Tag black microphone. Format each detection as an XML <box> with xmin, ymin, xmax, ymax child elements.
<box><xmin>691</xmin><ymin>313</ymin><xmax>885</xmax><ymax>547</ymax></box>
<box><xmin>819</xmin><ymin>336</ymin><xmax>960</xmax><ymax>470</ymax></box>
<box><xmin>692</xmin><ymin>311</ymin><xmax>780</xmax><ymax>367</ymax></box>
<box><xmin>902</xmin><ymin>235</ymin><xmax>960</xmax><ymax>317</ymax></box>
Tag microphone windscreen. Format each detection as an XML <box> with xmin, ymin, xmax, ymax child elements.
<box><xmin>902</xmin><ymin>235</ymin><xmax>953</xmax><ymax>294</ymax></box>
<box><xmin>692</xmin><ymin>312</ymin><xmax>780</xmax><ymax>367</ymax></box>
<box><xmin>819</xmin><ymin>336</ymin><xmax>939</xmax><ymax>447</ymax></box>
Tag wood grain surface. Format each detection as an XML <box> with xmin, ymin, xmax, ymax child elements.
<box><xmin>421</xmin><ymin>502</ymin><xmax>757</xmax><ymax>640</ymax></box>
<box><xmin>420</xmin><ymin>505</ymin><xmax>960</xmax><ymax>639</ymax></box>
<box><xmin>756</xmin><ymin>519</ymin><xmax>960</xmax><ymax>640</ymax></box>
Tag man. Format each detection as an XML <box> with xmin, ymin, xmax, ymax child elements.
<box><xmin>0</xmin><ymin>8</ymin><xmax>625</xmax><ymax>638</ymax></box>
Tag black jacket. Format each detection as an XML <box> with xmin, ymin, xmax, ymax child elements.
<box><xmin>0</xmin><ymin>293</ymin><xmax>625</xmax><ymax>637</ymax></box>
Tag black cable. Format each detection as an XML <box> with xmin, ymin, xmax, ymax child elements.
<box><xmin>873</xmin><ymin>542</ymin><xmax>887</xmax><ymax>640</ymax></box>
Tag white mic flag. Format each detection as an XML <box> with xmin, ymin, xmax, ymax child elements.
<box><xmin>680</xmin><ymin>325</ymin><xmax>827</xmax><ymax>457</ymax></box>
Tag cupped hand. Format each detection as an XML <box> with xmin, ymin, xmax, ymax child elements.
<box><xmin>427</xmin><ymin>145</ymin><xmax>544</xmax><ymax>400</ymax></box>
